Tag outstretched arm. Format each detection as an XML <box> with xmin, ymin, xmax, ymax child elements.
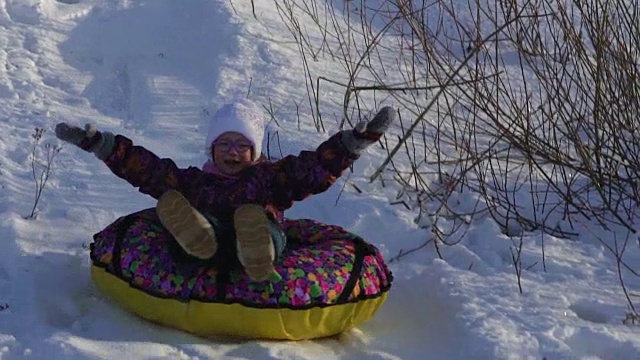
<box><xmin>267</xmin><ymin>106</ymin><xmax>396</xmax><ymax>209</ymax></box>
<box><xmin>55</xmin><ymin>123</ymin><xmax>203</xmax><ymax>199</ymax></box>
<box><xmin>104</xmin><ymin>135</ymin><xmax>204</xmax><ymax>199</ymax></box>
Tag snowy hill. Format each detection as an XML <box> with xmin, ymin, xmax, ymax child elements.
<box><xmin>1</xmin><ymin>0</ymin><xmax>639</xmax><ymax>359</ymax></box>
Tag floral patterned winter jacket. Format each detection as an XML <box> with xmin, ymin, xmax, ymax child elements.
<box><xmin>101</xmin><ymin>131</ymin><xmax>359</xmax><ymax>226</ymax></box>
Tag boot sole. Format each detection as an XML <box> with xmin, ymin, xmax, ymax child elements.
<box><xmin>234</xmin><ymin>204</ymin><xmax>275</xmax><ymax>281</ymax></box>
<box><xmin>157</xmin><ymin>190</ymin><xmax>217</xmax><ymax>259</ymax></box>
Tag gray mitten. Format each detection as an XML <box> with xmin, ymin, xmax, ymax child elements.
<box><xmin>55</xmin><ymin>123</ymin><xmax>115</xmax><ymax>160</ymax></box>
<box><xmin>341</xmin><ymin>106</ymin><xmax>396</xmax><ymax>155</ymax></box>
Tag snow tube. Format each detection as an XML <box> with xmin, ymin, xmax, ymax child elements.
<box><xmin>89</xmin><ymin>208</ymin><xmax>392</xmax><ymax>340</ymax></box>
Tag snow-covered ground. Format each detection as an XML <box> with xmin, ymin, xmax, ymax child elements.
<box><xmin>1</xmin><ymin>0</ymin><xmax>639</xmax><ymax>359</ymax></box>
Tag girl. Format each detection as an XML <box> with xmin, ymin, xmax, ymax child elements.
<box><xmin>55</xmin><ymin>99</ymin><xmax>395</xmax><ymax>282</ymax></box>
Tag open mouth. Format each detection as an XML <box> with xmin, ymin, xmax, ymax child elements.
<box><xmin>223</xmin><ymin>159</ymin><xmax>242</xmax><ymax>166</ymax></box>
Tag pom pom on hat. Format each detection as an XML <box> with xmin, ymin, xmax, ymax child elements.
<box><xmin>205</xmin><ymin>99</ymin><xmax>265</xmax><ymax>161</ymax></box>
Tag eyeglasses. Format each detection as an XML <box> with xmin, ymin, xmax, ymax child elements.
<box><xmin>213</xmin><ymin>139</ymin><xmax>253</xmax><ymax>153</ymax></box>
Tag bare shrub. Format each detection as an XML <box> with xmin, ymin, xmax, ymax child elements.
<box><xmin>270</xmin><ymin>0</ymin><xmax>639</xmax><ymax>312</ymax></box>
<box><xmin>26</xmin><ymin>128</ymin><xmax>61</xmax><ymax>219</ymax></box>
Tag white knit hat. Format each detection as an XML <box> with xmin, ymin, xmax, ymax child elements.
<box><xmin>205</xmin><ymin>99</ymin><xmax>265</xmax><ymax>161</ymax></box>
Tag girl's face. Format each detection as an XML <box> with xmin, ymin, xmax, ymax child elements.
<box><xmin>212</xmin><ymin>132</ymin><xmax>254</xmax><ymax>176</ymax></box>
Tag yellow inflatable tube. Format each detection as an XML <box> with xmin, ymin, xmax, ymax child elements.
<box><xmin>92</xmin><ymin>265</ymin><xmax>389</xmax><ymax>340</ymax></box>
<box><xmin>89</xmin><ymin>209</ymin><xmax>393</xmax><ymax>340</ymax></box>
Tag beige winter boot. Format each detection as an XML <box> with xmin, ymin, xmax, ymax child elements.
<box><xmin>234</xmin><ymin>204</ymin><xmax>275</xmax><ymax>281</ymax></box>
<box><xmin>156</xmin><ymin>189</ymin><xmax>217</xmax><ymax>259</ymax></box>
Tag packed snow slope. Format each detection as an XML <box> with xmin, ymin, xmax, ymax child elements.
<box><xmin>0</xmin><ymin>1</ymin><xmax>639</xmax><ymax>359</ymax></box>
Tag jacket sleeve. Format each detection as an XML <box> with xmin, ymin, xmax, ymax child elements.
<box><xmin>267</xmin><ymin>131</ymin><xmax>359</xmax><ymax>210</ymax></box>
<box><xmin>102</xmin><ymin>134</ymin><xmax>205</xmax><ymax>199</ymax></box>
